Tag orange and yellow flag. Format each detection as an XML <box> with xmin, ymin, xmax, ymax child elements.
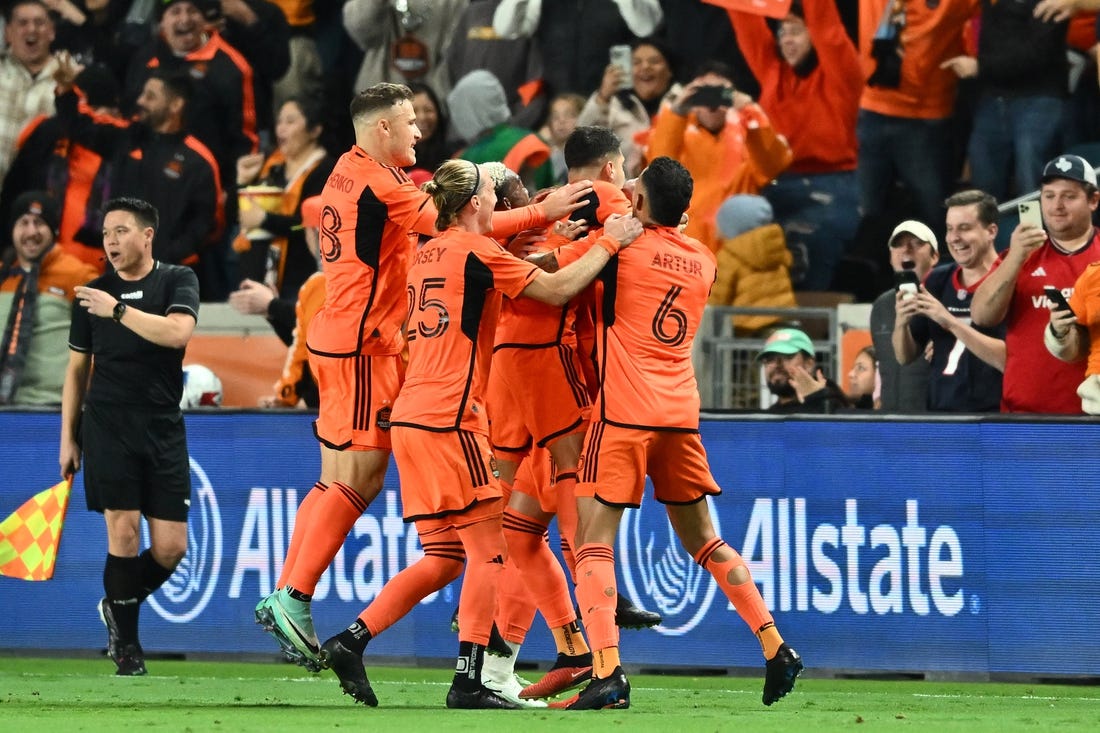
<box><xmin>0</xmin><ymin>478</ymin><xmax>73</xmax><ymax>581</ymax></box>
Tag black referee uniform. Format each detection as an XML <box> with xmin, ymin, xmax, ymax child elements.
<box><xmin>68</xmin><ymin>262</ymin><xmax>200</xmax><ymax>518</ymax></box>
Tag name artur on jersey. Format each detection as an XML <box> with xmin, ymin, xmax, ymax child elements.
<box><xmin>651</xmin><ymin>252</ymin><xmax>703</xmax><ymax>277</ymax></box>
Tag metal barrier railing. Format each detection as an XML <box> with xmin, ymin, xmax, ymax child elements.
<box><xmin>695</xmin><ymin>305</ymin><xmax>839</xmax><ymax>410</ymax></box>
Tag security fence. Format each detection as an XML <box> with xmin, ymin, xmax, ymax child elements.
<box><xmin>694</xmin><ymin>305</ymin><xmax>840</xmax><ymax>410</ymax></box>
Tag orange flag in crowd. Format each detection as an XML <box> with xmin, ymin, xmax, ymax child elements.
<box><xmin>702</xmin><ymin>0</ymin><xmax>793</xmax><ymax>20</ymax></box>
<box><xmin>0</xmin><ymin>477</ymin><xmax>73</xmax><ymax>581</ymax></box>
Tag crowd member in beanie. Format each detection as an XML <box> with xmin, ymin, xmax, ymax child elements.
<box><xmin>0</xmin><ymin>191</ymin><xmax>97</xmax><ymax>405</ymax></box>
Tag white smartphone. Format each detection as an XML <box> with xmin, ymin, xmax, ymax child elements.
<box><xmin>609</xmin><ymin>44</ymin><xmax>633</xmax><ymax>90</ymax></box>
<box><xmin>1018</xmin><ymin>201</ymin><xmax>1043</xmax><ymax>229</ymax></box>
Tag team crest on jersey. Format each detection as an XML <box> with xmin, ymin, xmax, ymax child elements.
<box><xmin>375</xmin><ymin>406</ymin><xmax>392</xmax><ymax>431</ymax></box>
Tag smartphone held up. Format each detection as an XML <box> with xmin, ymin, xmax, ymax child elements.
<box><xmin>609</xmin><ymin>44</ymin><xmax>632</xmax><ymax>90</ymax></box>
<box><xmin>895</xmin><ymin>269</ymin><xmax>920</xmax><ymax>300</ymax></box>
<box><xmin>1018</xmin><ymin>201</ymin><xmax>1043</xmax><ymax>229</ymax></box>
<box><xmin>1044</xmin><ymin>285</ymin><xmax>1074</xmax><ymax>316</ymax></box>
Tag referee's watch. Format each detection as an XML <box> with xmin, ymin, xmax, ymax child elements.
<box><xmin>112</xmin><ymin>301</ymin><xmax>128</xmax><ymax>322</ymax></box>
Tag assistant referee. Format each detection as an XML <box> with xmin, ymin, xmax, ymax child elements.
<box><xmin>59</xmin><ymin>197</ymin><xmax>200</xmax><ymax>676</ymax></box>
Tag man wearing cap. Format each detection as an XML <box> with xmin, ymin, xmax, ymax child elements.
<box><xmin>757</xmin><ymin>327</ymin><xmax>850</xmax><ymax>413</ymax></box>
<box><xmin>972</xmin><ymin>153</ymin><xmax>1100</xmax><ymax>413</ymax></box>
<box><xmin>0</xmin><ymin>191</ymin><xmax>97</xmax><ymax>404</ymax></box>
<box><xmin>868</xmin><ymin>219</ymin><xmax>940</xmax><ymax>412</ymax></box>
<box><xmin>893</xmin><ymin>190</ymin><xmax>1005</xmax><ymax>412</ymax></box>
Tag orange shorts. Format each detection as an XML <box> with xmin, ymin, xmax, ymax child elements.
<box><xmin>486</xmin><ymin>362</ymin><xmax>532</xmax><ymax>461</ymax></box>
<box><xmin>488</xmin><ymin>345</ymin><xmax>590</xmax><ymax>459</ymax></box>
<box><xmin>512</xmin><ymin>445</ymin><xmax>558</xmax><ymax>514</ymax></box>
<box><xmin>393</xmin><ymin>426</ymin><xmax>504</xmax><ymax>522</ymax></box>
<box><xmin>576</xmin><ymin>422</ymin><xmax>722</xmax><ymax>507</ymax></box>
<box><xmin>309</xmin><ymin>352</ymin><xmax>404</xmax><ymax>451</ymax></box>
<box><xmin>414</xmin><ymin>492</ymin><xmax>503</xmax><ymax>538</ymax></box>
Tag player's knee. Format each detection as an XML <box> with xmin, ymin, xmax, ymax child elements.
<box><xmin>422</xmin><ymin>552</ymin><xmax>466</xmax><ymax>584</ymax></box>
<box><xmin>151</xmin><ymin>541</ymin><xmax>187</xmax><ymax>570</ymax></box>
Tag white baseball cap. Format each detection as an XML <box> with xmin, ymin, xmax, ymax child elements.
<box><xmin>888</xmin><ymin>220</ymin><xmax>938</xmax><ymax>254</ymax></box>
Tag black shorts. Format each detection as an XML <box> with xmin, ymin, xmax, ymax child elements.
<box><xmin>82</xmin><ymin>402</ymin><xmax>191</xmax><ymax>522</ymax></box>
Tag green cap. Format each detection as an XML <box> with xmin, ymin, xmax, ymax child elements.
<box><xmin>757</xmin><ymin>328</ymin><xmax>815</xmax><ymax>360</ymax></box>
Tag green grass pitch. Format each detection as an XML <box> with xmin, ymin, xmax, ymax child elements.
<box><xmin>3</xmin><ymin>657</ymin><xmax>1098</xmax><ymax>732</ymax></box>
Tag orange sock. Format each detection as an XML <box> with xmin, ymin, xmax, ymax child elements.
<box><xmin>503</xmin><ymin>508</ymin><xmax>575</xmax><ymax>628</ymax></box>
<box><xmin>454</xmin><ymin>516</ymin><xmax>507</xmax><ymax>645</ymax></box>
<box><xmin>278</xmin><ymin>482</ymin><xmax>326</xmax><ymax>588</ymax></box>
<box><xmin>495</xmin><ymin>554</ymin><xmax>537</xmax><ymax>644</ymax></box>
<box><xmin>284</xmin><ymin>481</ymin><xmax>366</xmax><ymax>596</ymax></box>
<box><xmin>694</xmin><ymin>538</ymin><xmax>783</xmax><ymax>658</ymax></box>
<box><xmin>592</xmin><ymin>646</ymin><xmax>621</xmax><ymax>678</ymax></box>
<box><xmin>555</xmin><ymin>471</ymin><xmax>579</xmax><ymax>583</ymax></box>
<box><xmin>574</xmin><ymin>543</ymin><xmax>618</xmax><ymax>664</ymax></box>
<box><xmin>359</xmin><ymin>538</ymin><xmax>465</xmax><ymax>637</ymax></box>
<box><xmin>550</xmin><ymin>621</ymin><xmax>590</xmax><ymax>657</ymax></box>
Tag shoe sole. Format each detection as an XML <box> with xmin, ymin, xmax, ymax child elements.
<box><xmin>97</xmin><ymin>599</ymin><xmax>119</xmax><ymax>659</ymax></box>
<box><xmin>256</xmin><ymin>598</ymin><xmax>325</xmax><ymax>672</ymax></box>
<box><xmin>763</xmin><ymin>657</ymin><xmax>804</xmax><ymax>705</ymax></box>
<box><xmin>563</xmin><ymin>695</ymin><xmax>630</xmax><ymax>710</ymax></box>
<box><xmin>320</xmin><ymin>645</ymin><xmax>379</xmax><ymax>707</ymax></box>
<box><xmin>615</xmin><ymin>614</ymin><xmax>662</xmax><ymax>629</ymax></box>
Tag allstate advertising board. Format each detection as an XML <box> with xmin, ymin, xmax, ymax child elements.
<box><xmin>1</xmin><ymin>412</ymin><xmax>1097</xmax><ymax>675</ymax></box>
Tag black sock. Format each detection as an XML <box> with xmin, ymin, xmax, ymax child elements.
<box><xmin>287</xmin><ymin>587</ymin><xmax>312</xmax><ymax>602</ymax></box>
<box><xmin>136</xmin><ymin>549</ymin><xmax>175</xmax><ymax>602</ymax></box>
<box><xmin>335</xmin><ymin>619</ymin><xmax>372</xmax><ymax>656</ymax></box>
<box><xmin>104</xmin><ymin>554</ymin><xmax>143</xmax><ymax>645</ymax></box>
<box><xmin>452</xmin><ymin>641</ymin><xmax>484</xmax><ymax>692</ymax></box>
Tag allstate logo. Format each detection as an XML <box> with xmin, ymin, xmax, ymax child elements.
<box><xmin>617</xmin><ymin>496</ymin><xmax>719</xmax><ymax>636</ymax></box>
<box><xmin>146</xmin><ymin>458</ymin><xmax>222</xmax><ymax>623</ymax></box>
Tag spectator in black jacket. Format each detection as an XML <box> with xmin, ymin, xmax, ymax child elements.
<box><xmin>55</xmin><ymin>56</ymin><xmax>224</xmax><ymax>294</ymax></box>
<box><xmin>210</xmin><ymin>0</ymin><xmax>292</xmax><ymax>147</ymax></box>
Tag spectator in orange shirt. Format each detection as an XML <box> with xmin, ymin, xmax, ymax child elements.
<box><xmin>647</xmin><ymin>61</ymin><xmax>792</xmax><ymax>254</ymax></box>
<box><xmin>727</xmin><ymin>1</ymin><xmax>862</xmax><ymax>291</ymax></box>
<box><xmin>857</xmin><ymin>0</ymin><xmax>979</xmax><ymax>235</ymax></box>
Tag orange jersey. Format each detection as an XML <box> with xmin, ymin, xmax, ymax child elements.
<box><xmin>392</xmin><ymin>228</ymin><xmax>540</xmax><ymax>433</ymax></box>
<box><xmin>591</xmin><ymin>226</ymin><xmax>717</xmax><ymax>430</ymax></box>
<box><xmin>495</xmin><ymin>180</ymin><xmax>631</xmax><ymax>349</ymax></box>
<box><xmin>307</xmin><ymin>146</ymin><xmax>437</xmax><ymax>357</ymax></box>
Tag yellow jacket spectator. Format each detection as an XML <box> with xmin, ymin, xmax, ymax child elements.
<box><xmin>709</xmin><ymin>194</ymin><xmax>795</xmax><ymax>333</ymax></box>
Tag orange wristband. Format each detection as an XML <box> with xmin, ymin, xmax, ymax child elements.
<box><xmin>595</xmin><ymin>234</ymin><xmax>619</xmax><ymax>256</ymax></box>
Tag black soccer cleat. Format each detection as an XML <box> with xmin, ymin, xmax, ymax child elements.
<box><xmin>614</xmin><ymin>593</ymin><xmax>662</xmax><ymax>629</ymax></box>
<box><xmin>97</xmin><ymin>598</ymin><xmax>120</xmax><ymax>660</ymax></box>
<box><xmin>446</xmin><ymin>683</ymin><xmax>524</xmax><ymax>709</ymax></box>
<box><xmin>564</xmin><ymin>666</ymin><xmax>630</xmax><ymax>710</ymax></box>
<box><xmin>762</xmin><ymin>643</ymin><xmax>803</xmax><ymax>706</ymax></box>
<box><xmin>320</xmin><ymin>637</ymin><xmax>378</xmax><ymax>707</ymax></box>
<box><xmin>113</xmin><ymin>643</ymin><xmax>147</xmax><ymax>676</ymax></box>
